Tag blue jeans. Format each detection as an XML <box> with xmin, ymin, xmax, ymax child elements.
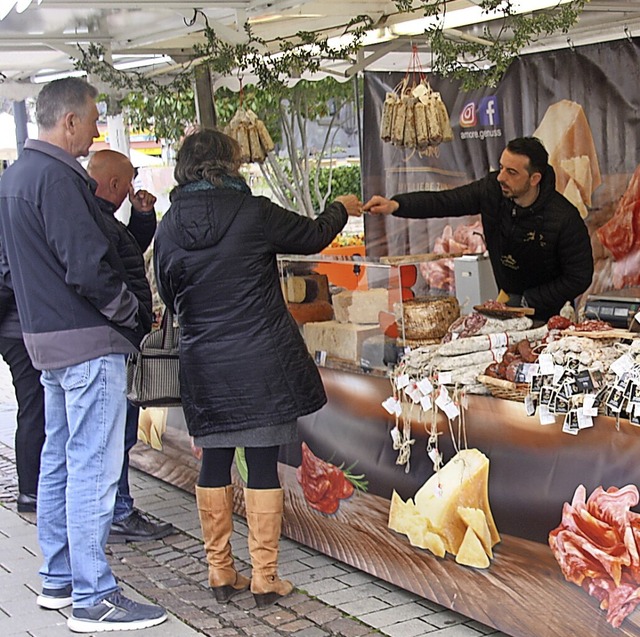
<box><xmin>113</xmin><ymin>402</ymin><xmax>139</xmax><ymax>522</ymax></box>
<box><xmin>38</xmin><ymin>354</ymin><xmax>126</xmax><ymax>607</ymax></box>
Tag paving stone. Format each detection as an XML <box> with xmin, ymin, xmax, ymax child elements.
<box><xmin>337</xmin><ymin>596</ymin><xmax>390</xmax><ymax>616</ymax></box>
<box><xmin>358</xmin><ymin>603</ymin><xmax>430</xmax><ymax>629</ymax></box>
<box><xmin>323</xmin><ymin>617</ymin><xmax>374</xmax><ymax>637</ymax></box>
<box><xmin>423</xmin><ymin>610</ymin><xmax>469</xmax><ymax>629</ymax></box>
<box><xmin>382</xmin><ymin>618</ymin><xmax>439</xmax><ymax>636</ymax></box>
<box><xmin>289</xmin><ymin>626</ymin><xmax>331</xmax><ymax>637</ymax></box>
<box><xmin>463</xmin><ymin>620</ymin><xmax>499</xmax><ymax>634</ymax></box>
<box><xmin>317</xmin><ymin>582</ymin><xmax>390</xmax><ymax>606</ymax></box>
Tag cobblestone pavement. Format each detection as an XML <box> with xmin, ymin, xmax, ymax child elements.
<box><xmin>0</xmin><ymin>359</ymin><xmax>509</xmax><ymax>637</ymax></box>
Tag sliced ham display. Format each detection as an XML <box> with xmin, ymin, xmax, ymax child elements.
<box><xmin>597</xmin><ymin>165</ymin><xmax>640</xmax><ymax>288</ymax></box>
<box><xmin>420</xmin><ymin>221</ymin><xmax>485</xmax><ymax>292</ymax></box>
<box><xmin>549</xmin><ymin>484</ymin><xmax>640</xmax><ymax>627</ymax></box>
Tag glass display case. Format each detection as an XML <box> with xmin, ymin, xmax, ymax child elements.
<box><xmin>277</xmin><ymin>252</ymin><xmax>458</xmax><ymax>376</ymax></box>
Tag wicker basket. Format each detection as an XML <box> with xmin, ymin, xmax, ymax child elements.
<box><xmin>477</xmin><ymin>375</ymin><xmax>529</xmax><ymax>403</ymax></box>
<box><xmin>398</xmin><ymin>295</ymin><xmax>460</xmax><ymax>340</ymax></box>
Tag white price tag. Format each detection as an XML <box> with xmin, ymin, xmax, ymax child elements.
<box><xmin>577</xmin><ymin>407</ymin><xmax>593</xmax><ymax>429</ymax></box>
<box><xmin>390</xmin><ymin>426</ymin><xmax>401</xmax><ymax>446</ymax></box>
<box><xmin>539</xmin><ymin>404</ymin><xmax>556</xmax><ymax>425</ymax></box>
<box><xmin>404</xmin><ymin>383</ymin><xmax>422</xmax><ymax>404</ymax></box>
<box><xmin>412</xmin><ymin>83</ymin><xmax>429</xmax><ymax>99</ymax></box>
<box><xmin>524</xmin><ymin>394</ymin><xmax>536</xmax><ymax>417</ymax></box>
<box><xmin>583</xmin><ymin>394</ymin><xmax>598</xmax><ymax>417</ymax></box>
<box><xmin>552</xmin><ymin>364</ymin><xmax>566</xmax><ymax>385</ymax></box>
<box><xmin>488</xmin><ymin>333</ymin><xmax>508</xmax><ymax>349</ymax></box>
<box><xmin>438</xmin><ymin>371</ymin><xmax>453</xmax><ymax>385</ymax></box>
<box><xmin>382</xmin><ymin>396</ymin><xmax>402</xmax><ymax>416</ymax></box>
<box><xmin>611</xmin><ymin>354</ymin><xmax>635</xmax><ymax>378</ymax></box>
<box><xmin>396</xmin><ymin>373</ymin><xmax>411</xmax><ymax>389</ymax></box>
<box><xmin>417</xmin><ymin>377</ymin><xmax>434</xmax><ymax>395</ymax></box>
<box><xmin>435</xmin><ymin>385</ymin><xmax>451</xmax><ymax>411</ymax></box>
<box><xmin>538</xmin><ymin>353</ymin><xmax>555</xmax><ymax>376</ymax></box>
<box><xmin>428</xmin><ymin>447</ymin><xmax>441</xmax><ymax>465</ymax></box>
<box><xmin>420</xmin><ymin>395</ymin><xmax>433</xmax><ymax>412</ymax></box>
<box><xmin>444</xmin><ymin>401</ymin><xmax>460</xmax><ymax>420</ymax></box>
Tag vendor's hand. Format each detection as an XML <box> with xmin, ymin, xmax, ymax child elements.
<box><xmin>362</xmin><ymin>195</ymin><xmax>399</xmax><ymax>215</ymax></box>
<box><xmin>335</xmin><ymin>194</ymin><xmax>363</xmax><ymax>217</ymax></box>
<box><xmin>130</xmin><ymin>189</ymin><xmax>157</xmax><ymax>213</ymax></box>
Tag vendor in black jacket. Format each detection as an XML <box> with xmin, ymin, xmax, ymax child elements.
<box><xmin>363</xmin><ymin>137</ymin><xmax>594</xmax><ymax>321</ymax></box>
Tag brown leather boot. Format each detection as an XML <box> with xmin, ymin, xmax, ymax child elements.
<box><xmin>196</xmin><ymin>485</ymin><xmax>250</xmax><ymax>603</ymax></box>
<box><xmin>244</xmin><ymin>487</ymin><xmax>294</xmax><ymax>609</ymax></box>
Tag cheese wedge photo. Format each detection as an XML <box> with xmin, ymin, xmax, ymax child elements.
<box><xmin>455</xmin><ymin>526</ymin><xmax>491</xmax><ymax>569</ymax></box>
<box><xmin>414</xmin><ymin>449</ymin><xmax>500</xmax><ymax>554</ymax></box>
<box><xmin>457</xmin><ymin>506</ymin><xmax>494</xmax><ymax>558</ymax></box>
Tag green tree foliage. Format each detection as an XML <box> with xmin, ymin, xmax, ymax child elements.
<box><xmin>215</xmin><ymin>77</ymin><xmax>362</xmax><ymax>218</ymax></box>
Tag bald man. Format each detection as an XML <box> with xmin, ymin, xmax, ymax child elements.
<box><xmin>87</xmin><ymin>150</ymin><xmax>174</xmax><ymax>544</ymax></box>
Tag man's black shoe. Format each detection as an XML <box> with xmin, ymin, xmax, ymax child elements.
<box><xmin>17</xmin><ymin>493</ymin><xmax>37</xmax><ymax>513</ymax></box>
<box><xmin>108</xmin><ymin>509</ymin><xmax>174</xmax><ymax>544</ymax></box>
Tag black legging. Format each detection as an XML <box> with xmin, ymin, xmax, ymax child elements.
<box><xmin>198</xmin><ymin>446</ymin><xmax>281</xmax><ymax>489</ymax></box>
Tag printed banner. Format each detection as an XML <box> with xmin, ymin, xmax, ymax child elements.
<box><xmin>363</xmin><ymin>38</ymin><xmax>640</xmax><ymax>301</ymax></box>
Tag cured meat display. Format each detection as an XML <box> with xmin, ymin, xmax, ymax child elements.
<box><xmin>550</xmin><ymin>484</ymin><xmax>640</xmax><ymax>628</ymax></box>
<box><xmin>421</xmin><ymin>221</ymin><xmax>486</xmax><ymax>292</ymax></box>
<box><xmin>296</xmin><ymin>442</ymin><xmax>367</xmax><ymax>515</ymax></box>
<box><xmin>597</xmin><ymin>164</ymin><xmax>640</xmax><ymax>288</ymax></box>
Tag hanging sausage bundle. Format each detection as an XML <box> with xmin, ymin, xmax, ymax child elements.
<box><xmin>224</xmin><ymin>107</ymin><xmax>275</xmax><ymax>164</ymax></box>
<box><xmin>380</xmin><ymin>46</ymin><xmax>453</xmax><ymax>156</ymax></box>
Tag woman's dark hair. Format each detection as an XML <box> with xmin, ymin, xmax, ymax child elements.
<box><xmin>36</xmin><ymin>77</ymin><xmax>98</xmax><ymax>131</ymax></box>
<box><xmin>506</xmin><ymin>137</ymin><xmax>549</xmax><ymax>176</ymax></box>
<box><xmin>174</xmin><ymin>129</ymin><xmax>244</xmax><ymax>186</ymax></box>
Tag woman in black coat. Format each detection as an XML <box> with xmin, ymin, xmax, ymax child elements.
<box><xmin>154</xmin><ymin>129</ymin><xmax>361</xmax><ymax>609</ymax></box>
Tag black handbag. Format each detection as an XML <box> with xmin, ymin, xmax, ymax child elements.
<box><xmin>126</xmin><ymin>309</ymin><xmax>181</xmax><ymax>407</ymax></box>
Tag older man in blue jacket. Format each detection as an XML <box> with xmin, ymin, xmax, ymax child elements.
<box><xmin>0</xmin><ymin>78</ymin><xmax>167</xmax><ymax>632</ymax></box>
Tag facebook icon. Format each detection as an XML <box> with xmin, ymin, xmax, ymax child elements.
<box><xmin>478</xmin><ymin>96</ymin><xmax>500</xmax><ymax>127</ymax></box>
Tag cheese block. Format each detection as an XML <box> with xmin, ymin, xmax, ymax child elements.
<box><xmin>137</xmin><ymin>407</ymin><xmax>167</xmax><ymax>451</ymax></box>
<box><xmin>406</xmin><ymin>524</ymin><xmax>447</xmax><ymax>557</ymax></box>
<box><xmin>388</xmin><ymin>491</ymin><xmax>446</xmax><ymax>557</ymax></box>
<box><xmin>333</xmin><ymin>289</ymin><xmax>389</xmax><ymax>325</ymax></box>
<box><xmin>414</xmin><ymin>448</ymin><xmax>500</xmax><ymax>554</ymax></box>
<box><xmin>533</xmin><ymin>100</ymin><xmax>601</xmax><ymax>198</ymax></box>
<box><xmin>563</xmin><ymin>177</ymin><xmax>588</xmax><ymax>219</ymax></box>
<box><xmin>561</xmin><ymin>155</ymin><xmax>593</xmax><ymax>206</ymax></box>
<box><xmin>303</xmin><ymin>320</ymin><xmax>379</xmax><ymax>362</ymax></box>
<box><xmin>455</xmin><ymin>526</ymin><xmax>490</xmax><ymax>569</ymax></box>
<box><xmin>457</xmin><ymin>506</ymin><xmax>493</xmax><ymax>558</ymax></box>
<box><xmin>285</xmin><ymin>274</ymin><xmax>330</xmax><ymax>303</ymax></box>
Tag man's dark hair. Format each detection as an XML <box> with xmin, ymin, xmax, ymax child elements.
<box><xmin>506</xmin><ymin>137</ymin><xmax>549</xmax><ymax>176</ymax></box>
<box><xmin>36</xmin><ymin>77</ymin><xmax>98</xmax><ymax>130</ymax></box>
<box><xmin>174</xmin><ymin>128</ymin><xmax>245</xmax><ymax>187</ymax></box>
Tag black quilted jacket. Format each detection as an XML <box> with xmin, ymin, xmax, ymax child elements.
<box><xmin>392</xmin><ymin>165</ymin><xmax>594</xmax><ymax>320</ymax></box>
<box><xmin>153</xmin><ymin>185</ymin><xmax>347</xmax><ymax>438</ymax></box>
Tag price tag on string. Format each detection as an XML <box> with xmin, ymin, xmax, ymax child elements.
<box><xmin>539</xmin><ymin>404</ymin><xmax>556</xmax><ymax>425</ymax></box>
<box><xmin>552</xmin><ymin>364</ymin><xmax>566</xmax><ymax>385</ymax></box>
<box><xmin>396</xmin><ymin>373</ymin><xmax>411</xmax><ymax>389</ymax></box>
<box><xmin>538</xmin><ymin>353</ymin><xmax>555</xmax><ymax>376</ymax></box>
<box><xmin>583</xmin><ymin>393</ymin><xmax>598</xmax><ymax>417</ymax></box>
<box><xmin>435</xmin><ymin>385</ymin><xmax>459</xmax><ymax>420</ymax></box>
<box><xmin>524</xmin><ymin>394</ymin><xmax>536</xmax><ymax>417</ymax></box>
<box><xmin>382</xmin><ymin>396</ymin><xmax>402</xmax><ymax>416</ymax></box>
<box><xmin>438</xmin><ymin>371</ymin><xmax>453</xmax><ymax>385</ymax></box>
<box><xmin>417</xmin><ymin>377</ymin><xmax>433</xmax><ymax>395</ymax></box>
<box><xmin>420</xmin><ymin>394</ymin><xmax>433</xmax><ymax>412</ymax></box>
<box><xmin>404</xmin><ymin>382</ymin><xmax>422</xmax><ymax>404</ymax></box>
<box><xmin>611</xmin><ymin>353</ymin><xmax>634</xmax><ymax>378</ymax></box>
<box><xmin>577</xmin><ymin>407</ymin><xmax>593</xmax><ymax>430</ymax></box>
